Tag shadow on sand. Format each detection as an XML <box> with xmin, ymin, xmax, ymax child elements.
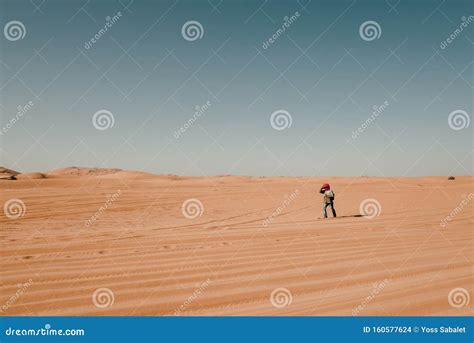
<box><xmin>334</xmin><ymin>214</ymin><xmax>364</xmax><ymax>218</ymax></box>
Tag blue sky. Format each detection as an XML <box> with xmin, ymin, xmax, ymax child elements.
<box><xmin>0</xmin><ymin>0</ymin><xmax>472</xmax><ymax>176</ymax></box>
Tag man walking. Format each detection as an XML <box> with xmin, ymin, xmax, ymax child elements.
<box><xmin>320</xmin><ymin>183</ymin><xmax>337</xmax><ymax>218</ymax></box>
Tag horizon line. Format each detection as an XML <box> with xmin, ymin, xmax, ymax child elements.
<box><xmin>1</xmin><ymin>165</ymin><xmax>472</xmax><ymax>178</ymax></box>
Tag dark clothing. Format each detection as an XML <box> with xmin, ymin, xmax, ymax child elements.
<box><xmin>323</xmin><ymin>201</ymin><xmax>337</xmax><ymax>218</ymax></box>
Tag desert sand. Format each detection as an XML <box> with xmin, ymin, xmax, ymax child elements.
<box><xmin>0</xmin><ymin>167</ymin><xmax>472</xmax><ymax>316</ymax></box>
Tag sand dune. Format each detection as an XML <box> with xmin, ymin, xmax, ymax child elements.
<box><xmin>15</xmin><ymin>173</ymin><xmax>47</xmax><ymax>180</ymax></box>
<box><xmin>0</xmin><ymin>169</ymin><xmax>472</xmax><ymax>316</ymax></box>
<box><xmin>0</xmin><ymin>167</ymin><xmax>19</xmax><ymax>180</ymax></box>
<box><xmin>0</xmin><ymin>166</ymin><xmax>159</xmax><ymax>181</ymax></box>
<box><xmin>47</xmin><ymin>166</ymin><xmax>124</xmax><ymax>177</ymax></box>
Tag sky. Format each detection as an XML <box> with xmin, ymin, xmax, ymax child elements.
<box><xmin>0</xmin><ymin>0</ymin><xmax>472</xmax><ymax>176</ymax></box>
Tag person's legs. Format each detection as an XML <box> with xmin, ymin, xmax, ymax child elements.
<box><xmin>322</xmin><ymin>203</ymin><xmax>328</xmax><ymax>218</ymax></box>
<box><xmin>330</xmin><ymin>201</ymin><xmax>337</xmax><ymax>217</ymax></box>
